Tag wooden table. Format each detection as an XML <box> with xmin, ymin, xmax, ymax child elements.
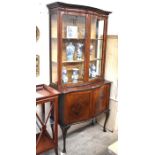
<box><xmin>36</xmin><ymin>84</ymin><xmax>60</xmax><ymax>155</ymax></box>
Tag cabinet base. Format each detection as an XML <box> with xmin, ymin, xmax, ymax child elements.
<box><xmin>60</xmin><ymin>110</ymin><xmax>110</xmax><ymax>153</ymax></box>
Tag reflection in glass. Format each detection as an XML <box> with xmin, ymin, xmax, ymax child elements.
<box><xmin>72</xmin><ymin>68</ymin><xmax>79</xmax><ymax>83</ymax></box>
<box><xmin>89</xmin><ymin>63</ymin><xmax>97</xmax><ymax>78</ymax></box>
<box><xmin>90</xmin><ymin>40</ymin><xmax>103</xmax><ymax>60</ymax></box>
<box><xmin>66</xmin><ymin>42</ymin><xmax>75</xmax><ymax>61</ymax></box>
<box><xmin>62</xmin><ymin>15</ymin><xmax>86</xmax><ymax>39</ymax></box>
<box><xmin>76</xmin><ymin>43</ymin><xmax>83</xmax><ymax>60</ymax></box>
<box><xmin>51</xmin><ymin>13</ymin><xmax>58</xmax><ymax>84</ymax></box>
<box><xmin>91</xmin><ymin>16</ymin><xmax>104</xmax><ymax>39</ymax></box>
<box><xmin>89</xmin><ymin>60</ymin><xmax>101</xmax><ymax>79</ymax></box>
<box><xmin>62</xmin><ymin>67</ymin><xmax>68</xmax><ymax>84</ymax></box>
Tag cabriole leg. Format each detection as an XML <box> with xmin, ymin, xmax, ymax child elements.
<box><xmin>91</xmin><ymin>118</ymin><xmax>97</xmax><ymax>125</ymax></box>
<box><xmin>103</xmin><ymin>109</ymin><xmax>110</xmax><ymax>132</ymax></box>
<box><xmin>60</xmin><ymin>125</ymin><xmax>70</xmax><ymax>153</ymax></box>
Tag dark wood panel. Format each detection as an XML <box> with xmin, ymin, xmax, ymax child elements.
<box><xmin>47</xmin><ymin>2</ymin><xmax>112</xmax><ymax>15</ymax></box>
<box><xmin>93</xmin><ymin>83</ymin><xmax>110</xmax><ymax>116</ymax></box>
<box><xmin>64</xmin><ymin>90</ymin><xmax>92</xmax><ymax>124</ymax></box>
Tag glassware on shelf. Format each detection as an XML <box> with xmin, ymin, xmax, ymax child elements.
<box><xmin>89</xmin><ymin>64</ymin><xmax>97</xmax><ymax>78</ymax></box>
<box><xmin>62</xmin><ymin>67</ymin><xmax>68</xmax><ymax>83</ymax></box>
<box><xmin>66</xmin><ymin>42</ymin><xmax>75</xmax><ymax>61</ymax></box>
<box><xmin>72</xmin><ymin>68</ymin><xmax>79</xmax><ymax>83</ymax></box>
<box><xmin>76</xmin><ymin>43</ymin><xmax>83</xmax><ymax>60</ymax></box>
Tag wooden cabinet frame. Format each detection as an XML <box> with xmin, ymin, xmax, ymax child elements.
<box><xmin>48</xmin><ymin>4</ymin><xmax>111</xmax><ymax>89</ymax></box>
<box><xmin>47</xmin><ymin>2</ymin><xmax>112</xmax><ymax>153</ymax></box>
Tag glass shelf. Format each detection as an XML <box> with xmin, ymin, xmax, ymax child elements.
<box><xmin>50</xmin><ymin>38</ymin><xmax>85</xmax><ymax>40</ymax></box>
<box><xmin>63</xmin><ymin>38</ymin><xmax>85</xmax><ymax>40</ymax></box>
<box><xmin>62</xmin><ymin>59</ymin><xmax>84</xmax><ymax>63</ymax></box>
<box><xmin>90</xmin><ymin>38</ymin><xmax>104</xmax><ymax>40</ymax></box>
<box><xmin>63</xmin><ymin>80</ymin><xmax>84</xmax><ymax>85</ymax></box>
<box><xmin>90</xmin><ymin>58</ymin><xmax>101</xmax><ymax>61</ymax></box>
<box><xmin>89</xmin><ymin>75</ymin><xmax>101</xmax><ymax>80</ymax></box>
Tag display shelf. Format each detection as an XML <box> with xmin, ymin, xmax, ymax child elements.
<box><xmin>62</xmin><ymin>59</ymin><xmax>84</xmax><ymax>63</ymax></box>
<box><xmin>51</xmin><ymin>60</ymin><xmax>57</xmax><ymax>63</ymax></box>
<box><xmin>90</xmin><ymin>58</ymin><xmax>101</xmax><ymax>62</ymax></box>
<box><xmin>51</xmin><ymin>38</ymin><xmax>85</xmax><ymax>40</ymax></box>
<box><xmin>89</xmin><ymin>75</ymin><xmax>101</xmax><ymax>80</ymax></box>
<box><xmin>90</xmin><ymin>38</ymin><xmax>103</xmax><ymax>41</ymax></box>
<box><xmin>63</xmin><ymin>80</ymin><xmax>84</xmax><ymax>86</ymax></box>
<box><xmin>62</xmin><ymin>38</ymin><xmax>85</xmax><ymax>40</ymax></box>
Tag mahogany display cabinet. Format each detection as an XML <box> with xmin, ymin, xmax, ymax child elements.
<box><xmin>47</xmin><ymin>2</ymin><xmax>112</xmax><ymax>153</ymax></box>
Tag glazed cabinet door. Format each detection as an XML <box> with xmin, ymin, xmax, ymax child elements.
<box><xmin>93</xmin><ymin>84</ymin><xmax>110</xmax><ymax>116</ymax></box>
<box><xmin>61</xmin><ymin>12</ymin><xmax>87</xmax><ymax>86</ymax></box>
<box><xmin>50</xmin><ymin>12</ymin><xmax>58</xmax><ymax>85</ymax></box>
<box><xmin>89</xmin><ymin>15</ymin><xmax>106</xmax><ymax>81</ymax></box>
<box><xmin>63</xmin><ymin>90</ymin><xmax>92</xmax><ymax>125</ymax></box>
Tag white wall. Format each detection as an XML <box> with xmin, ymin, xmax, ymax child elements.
<box><xmin>97</xmin><ymin>35</ymin><xmax>118</xmax><ymax>131</ymax></box>
<box><xmin>36</xmin><ymin>0</ymin><xmax>119</xmax><ymax>85</ymax></box>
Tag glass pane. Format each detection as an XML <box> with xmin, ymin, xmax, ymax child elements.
<box><xmin>62</xmin><ymin>15</ymin><xmax>86</xmax><ymax>39</ymax></box>
<box><xmin>51</xmin><ymin>14</ymin><xmax>57</xmax><ymax>38</ymax></box>
<box><xmin>89</xmin><ymin>60</ymin><xmax>102</xmax><ymax>79</ymax></box>
<box><xmin>91</xmin><ymin>16</ymin><xmax>104</xmax><ymax>39</ymax></box>
<box><xmin>90</xmin><ymin>40</ymin><xmax>103</xmax><ymax>60</ymax></box>
<box><xmin>62</xmin><ymin>41</ymin><xmax>85</xmax><ymax>84</ymax></box>
<box><xmin>89</xmin><ymin>16</ymin><xmax>104</xmax><ymax>80</ymax></box>
<box><xmin>62</xmin><ymin>63</ymin><xmax>84</xmax><ymax>84</ymax></box>
<box><xmin>51</xmin><ymin>14</ymin><xmax>58</xmax><ymax>84</ymax></box>
<box><xmin>62</xmin><ymin>40</ymin><xmax>85</xmax><ymax>62</ymax></box>
<box><xmin>62</xmin><ymin>14</ymin><xmax>86</xmax><ymax>84</ymax></box>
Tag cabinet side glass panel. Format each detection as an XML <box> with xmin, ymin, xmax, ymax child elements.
<box><xmin>89</xmin><ymin>16</ymin><xmax>104</xmax><ymax>80</ymax></box>
<box><xmin>51</xmin><ymin>14</ymin><xmax>58</xmax><ymax>84</ymax></box>
<box><xmin>61</xmin><ymin>14</ymin><xmax>86</xmax><ymax>85</ymax></box>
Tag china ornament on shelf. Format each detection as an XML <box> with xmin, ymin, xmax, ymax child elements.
<box><xmin>76</xmin><ymin>43</ymin><xmax>83</xmax><ymax>60</ymax></box>
<box><xmin>62</xmin><ymin>67</ymin><xmax>68</xmax><ymax>84</ymax></box>
<box><xmin>90</xmin><ymin>44</ymin><xmax>94</xmax><ymax>55</ymax></box>
<box><xmin>90</xmin><ymin>64</ymin><xmax>97</xmax><ymax>78</ymax></box>
<box><xmin>66</xmin><ymin>42</ymin><xmax>75</xmax><ymax>61</ymax></box>
<box><xmin>72</xmin><ymin>68</ymin><xmax>79</xmax><ymax>83</ymax></box>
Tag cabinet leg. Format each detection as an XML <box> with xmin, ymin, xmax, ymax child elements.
<box><xmin>60</xmin><ymin>125</ymin><xmax>70</xmax><ymax>153</ymax></box>
<box><xmin>92</xmin><ymin>118</ymin><xmax>97</xmax><ymax>125</ymax></box>
<box><xmin>51</xmin><ymin>126</ymin><xmax>54</xmax><ymax>138</ymax></box>
<box><xmin>103</xmin><ymin>109</ymin><xmax>110</xmax><ymax>132</ymax></box>
<box><xmin>54</xmin><ymin>148</ymin><xmax>58</xmax><ymax>155</ymax></box>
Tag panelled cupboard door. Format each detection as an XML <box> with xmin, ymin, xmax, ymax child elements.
<box><xmin>64</xmin><ymin>90</ymin><xmax>92</xmax><ymax>124</ymax></box>
<box><xmin>93</xmin><ymin>84</ymin><xmax>110</xmax><ymax>115</ymax></box>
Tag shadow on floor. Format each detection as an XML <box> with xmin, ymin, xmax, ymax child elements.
<box><xmin>40</xmin><ymin>123</ymin><xmax>118</xmax><ymax>155</ymax></box>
